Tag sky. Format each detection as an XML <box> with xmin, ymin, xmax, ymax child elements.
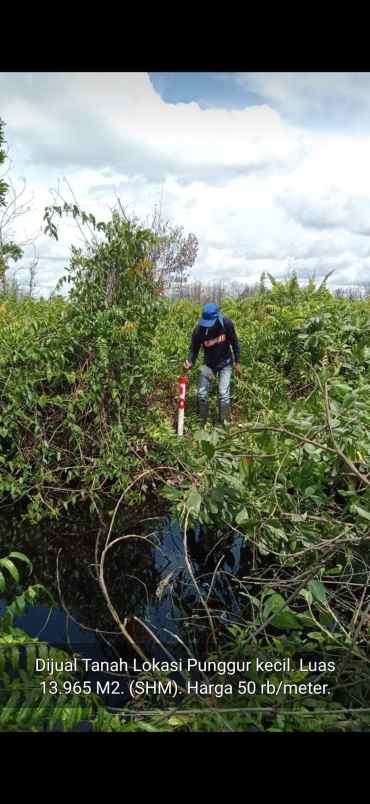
<box><xmin>1</xmin><ymin>71</ymin><xmax>370</xmax><ymax>296</ymax></box>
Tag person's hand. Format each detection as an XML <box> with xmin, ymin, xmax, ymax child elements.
<box><xmin>183</xmin><ymin>360</ymin><xmax>192</xmax><ymax>371</ymax></box>
<box><xmin>234</xmin><ymin>362</ymin><xmax>242</xmax><ymax>376</ymax></box>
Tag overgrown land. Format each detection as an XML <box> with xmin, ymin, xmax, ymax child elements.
<box><xmin>0</xmin><ymin>119</ymin><xmax>369</xmax><ymax>732</ymax></box>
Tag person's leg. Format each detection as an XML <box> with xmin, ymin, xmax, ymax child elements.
<box><xmin>218</xmin><ymin>364</ymin><xmax>232</xmax><ymax>422</ymax></box>
<box><xmin>197</xmin><ymin>365</ymin><xmax>212</xmax><ymax>424</ymax></box>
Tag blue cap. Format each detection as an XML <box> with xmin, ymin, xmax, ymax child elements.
<box><xmin>199</xmin><ymin>302</ymin><xmax>224</xmax><ymax>328</ymax></box>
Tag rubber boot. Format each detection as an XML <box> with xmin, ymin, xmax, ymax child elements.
<box><xmin>219</xmin><ymin>401</ymin><xmax>231</xmax><ymax>424</ymax></box>
<box><xmin>198</xmin><ymin>398</ymin><xmax>209</xmax><ymax>426</ymax></box>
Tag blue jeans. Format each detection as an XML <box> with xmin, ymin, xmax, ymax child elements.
<box><xmin>198</xmin><ymin>363</ymin><xmax>232</xmax><ymax>404</ymax></box>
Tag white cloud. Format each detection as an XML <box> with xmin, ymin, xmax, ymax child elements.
<box><xmin>1</xmin><ymin>72</ymin><xmax>370</xmax><ymax>295</ymax></box>
<box><xmin>1</xmin><ymin>72</ymin><xmax>305</xmax><ymax>181</ymax></box>
<box><xmin>236</xmin><ymin>73</ymin><xmax>370</xmax><ymax>129</ymax></box>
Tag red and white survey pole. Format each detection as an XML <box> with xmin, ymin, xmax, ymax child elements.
<box><xmin>177</xmin><ymin>374</ymin><xmax>189</xmax><ymax>436</ymax></box>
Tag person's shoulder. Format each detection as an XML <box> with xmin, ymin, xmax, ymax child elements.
<box><xmin>223</xmin><ymin>317</ymin><xmax>235</xmax><ymax>329</ymax></box>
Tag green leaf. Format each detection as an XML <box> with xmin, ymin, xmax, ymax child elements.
<box><xmin>272</xmin><ymin>611</ymin><xmax>302</xmax><ymax>630</ymax></box>
<box><xmin>308</xmin><ymin>579</ymin><xmax>327</xmax><ymax>604</ymax></box>
<box><xmin>307</xmin><ymin>631</ymin><xmax>326</xmax><ymax>643</ymax></box>
<box><xmin>0</xmin><ymin>570</ymin><xmax>5</xmax><ymax>592</ymax></box>
<box><xmin>167</xmin><ymin>714</ymin><xmax>193</xmax><ymax>727</ymax></box>
<box><xmin>37</xmin><ymin>643</ymin><xmax>49</xmax><ymax>662</ymax></box>
<box><xmin>257</xmin><ymin>542</ymin><xmax>270</xmax><ymax>556</ymax></box>
<box><xmin>137</xmin><ymin>721</ymin><xmax>158</xmax><ymax>732</ymax></box>
<box><xmin>13</xmin><ymin>593</ymin><xmax>26</xmax><ymax>616</ymax></box>
<box><xmin>303</xmin><ymin>443</ymin><xmax>319</xmax><ymax>455</ymax></box>
<box><xmin>202</xmin><ymin>441</ymin><xmax>215</xmax><ymax>459</ymax></box>
<box><xmin>0</xmin><ymin>558</ymin><xmax>20</xmax><ymax>584</ymax></box>
<box><xmin>324</xmin><ymin>565</ymin><xmax>342</xmax><ymax>576</ymax></box>
<box><xmin>11</xmin><ymin>646</ymin><xmax>20</xmax><ymax>669</ymax></box>
<box><xmin>303</xmin><ymin>486</ymin><xmax>316</xmax><ymax>497</ymax></box>
<box><xmin>235</xmin><ymin>508</ymin><xmax>249</xmax><ymax>525</ymax></box>
<box><xmin>26</xmin><ymin>645</ymin><xmax>37</xmax><ymax>674</ymax></box>
<box><xmin>300</xmin><ymin>589</ymin><xmax>313</xmax><ymax>606</ymax></box>
<box><xmin>8</xmin><ymin>552</ymin><xmax>32</xmax><ymax>571</ymax></box>
<box><xmin>262</xmin><ymin>593</ymin><xmax>301</xmax><ymax>630</ymax></box>
<box><xmin>0</xmin><ymin>692</ymin><xmax>21</xmax><ymax>724</ymax></box>
<box><xmin>186</xmin><ymin>488</ymin><xmax>202</xmax><ymax>513</ymax></box>
<box><xmin>351</xmin><ymin>505</ymin><xmax>370</xmax><ymax>521</ymax></box>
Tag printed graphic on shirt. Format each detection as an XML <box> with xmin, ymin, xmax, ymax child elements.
<box><xmin>204</xmin><ymin>333</ymin><xmax>226</xmax><ymax>348</ymax></box>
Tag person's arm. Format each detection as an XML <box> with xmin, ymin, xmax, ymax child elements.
<box><xmin>227</xmin><ymin>320</ymin><xmax>241</xmax><ymax>372</ymax></box>
<box><xmin>184</xmin><ymin>326</ymin><xmax>201</xmax><ymax>369</ymax></box>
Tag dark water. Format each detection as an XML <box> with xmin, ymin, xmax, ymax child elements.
<box><xmin>0</xmin><ymin>511</ymin><xmax>250</xmax><ymax>710</ymax></box>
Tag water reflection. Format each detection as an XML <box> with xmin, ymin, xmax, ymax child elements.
<box><xmin>0</xmin><ymin>507</ymin><xmax>251</xmax><ymax>664</ymax></box>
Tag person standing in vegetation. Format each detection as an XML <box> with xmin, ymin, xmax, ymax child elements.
<box><xmin>183</xmin><ymin>302</ymin><xmax>241</xmax><ymax>424</ymax></box>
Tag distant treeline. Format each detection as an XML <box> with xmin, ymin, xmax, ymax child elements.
<box><xmin>3</xmin><ymin>270</ymin><xmax>370</xmax><ymax>305</ymax></box>
<box><xmin>168</xmin><ymin>278</ymin><xmax>370</xmax><ymax>304</ymax></box>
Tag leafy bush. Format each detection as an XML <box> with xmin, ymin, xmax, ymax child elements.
<box><xmin>1</xmin><ymin>218</ymin><xmax>369</xmax><ymax>731</ymax></box>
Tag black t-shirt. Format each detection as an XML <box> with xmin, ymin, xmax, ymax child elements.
<box><xmin>187</xmin><ymin>317</ymin><xmax>240</xmax><ymax>372</ymax></box>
